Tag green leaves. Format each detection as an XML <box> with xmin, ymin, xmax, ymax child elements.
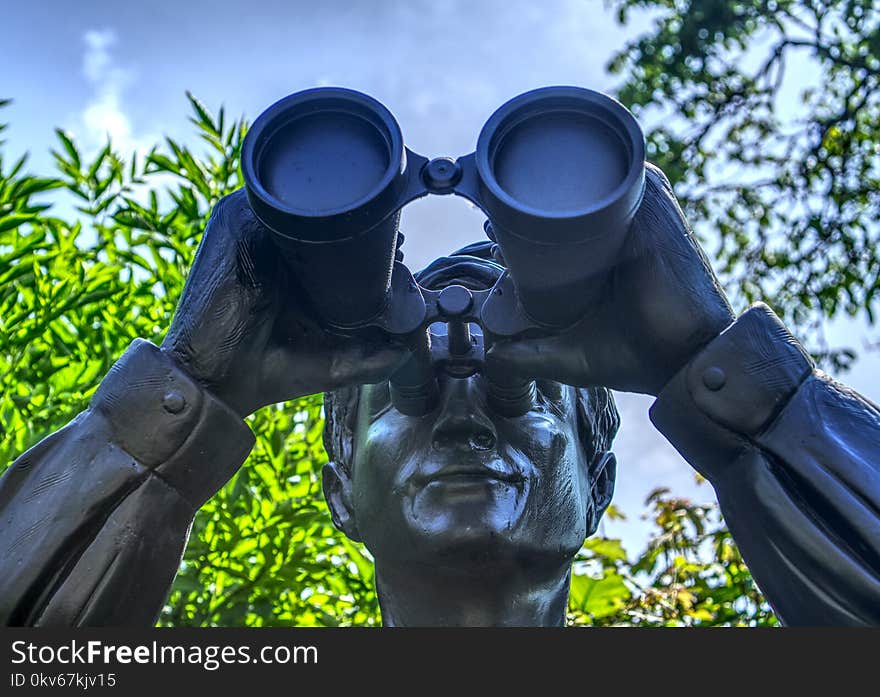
<box><xmin>609</xmin><ymin>0</ymin><xmax>880</xmax><ymax>364</ymax></box>
<box><xmin>0</xmin><ymin>213</ymin><xmax>36</xmax><ymax>233</ymax></box>
<box><xmin>569</xmin><ymin>572</ymin><xmax>630</xmax><ymax>620</ymax></box>
<box><xmin>583</xmin><ymin>537</ymin><xmax>628</xmax><ymax>563</ymax></box>
<box><xmin>144</xmin><ymin>92</ymin><xmax>247</xmax><ymax>213</ymax></box>
<box><xmin>161</xmin><ymin>397</ymin><xmax>379</xmax><ymax>626</ymax></box>
<box><xmin>570</xmin><ymin>487</ymin><xmax>776</xmax><ymax>627</ymax></box>
<box><xmin>1</xmin><ymin>94</ymin><xmax>380</xmax><ymax>627</ymax></box>
<box><xmin>54</xmin><ymin>129</ymin><xmax>81</xmax><ymax>169</ymax></box>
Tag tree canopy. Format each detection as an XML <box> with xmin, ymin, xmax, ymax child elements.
<box><xmin>609</xmin><ymin>0</ymin><xmax>879</xmax><ymax>368</ymax></box>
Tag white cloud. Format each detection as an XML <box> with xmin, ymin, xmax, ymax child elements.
<box><xmin>82</xmin><ymin>29</ymin><xmax>117</xmax><ymax>83</ymax></box>
<box><xmin>78</xmin><ymin>28</ymin><xmax>154</xmax><ymax>156</ymax></box>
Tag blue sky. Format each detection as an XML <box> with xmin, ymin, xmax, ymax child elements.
<box><xmin>3</xmin><ymin>0</ymin><xmax>878</xmax><ymax>552</ymax></box>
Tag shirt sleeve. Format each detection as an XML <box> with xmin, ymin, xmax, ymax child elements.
<box><xmin>0</xmin><ymin>339</ymin><xmax>256</xmax><ymax>626</ymax></box>
<box><xmin>650</xmin><ymin>303</ymin><xmax>880</xmax><ymax>625</ymax></box>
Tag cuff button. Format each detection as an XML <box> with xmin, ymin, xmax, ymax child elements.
<box><xmin>702</xmin><ymin>366</ymin><xmax>726</xmax><ymax>391</ymax></box>
<box><xmin>162</xmin><ymin>390</ymin><xmax>187</xmax><ymax>414</ymax></box>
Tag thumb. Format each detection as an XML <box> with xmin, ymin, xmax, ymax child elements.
<box><xmin>486</xmin><ymin>334</ymin><xmax>579</xmax><ymax>382</ymax></box>
<box><xmin>356</xmin><ymin>342</ymin><xmax>411</xmax><ymax>385</ymax></box>
<box><xmin>329</xmin><ymin>339</ymin><xmax>411</xmax><ymax>388</ymax></box>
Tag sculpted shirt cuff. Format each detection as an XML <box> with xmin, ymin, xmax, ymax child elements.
<box><xmin>649</xmin><ymin>303</ymin><xmax>814</xmax><ymax>479</ymax></box>
<box><xmin>90</xmin><ymin>338</ymin><xmax>256</xmax><ymax>509</ymax></box>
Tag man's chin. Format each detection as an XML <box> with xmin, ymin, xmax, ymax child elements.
<box><xmin>396</xmin><ymin>479</ymin><xmax>529</xmax><ymax>564</ymax></box>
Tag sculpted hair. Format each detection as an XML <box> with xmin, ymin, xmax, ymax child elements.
<box><xmin>322</xmin><ymin>242</ymin><xmax>620</xmax><ymax>478</ymax></box>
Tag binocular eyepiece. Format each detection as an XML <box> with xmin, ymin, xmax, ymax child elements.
<box><xmin>241</xmin><ymin>85</ymin><xmax>645</xmax><ymax>416</ymax></box>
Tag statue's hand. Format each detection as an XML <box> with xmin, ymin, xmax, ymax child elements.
<box><xmin>161</xmin><ymin>189</ymin><xmax>407</xmax><ymax>417</ymax></box>
<box><xmin>488</xmin><ymin>163</ymin><xmax>735</xmax><ymax>396</ymax></box>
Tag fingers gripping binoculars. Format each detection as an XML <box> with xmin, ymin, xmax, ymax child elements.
<box><xmin>241</xmin><ymin>86</ymin><xmax>645</xmax><ymax>416</ymax></box>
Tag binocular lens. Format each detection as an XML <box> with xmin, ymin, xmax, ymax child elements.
<box><xmin>257</xmin><ymin>111</ymin><xmax>392</xmax><ymax>214</ymax></box>
<box><xmin>242</xmin><ymin>88</ymin><xmax>407</xmax><ymax>327</ymax></box>
<box><xmin>492</xmin><ymin>112</ymin><xmax>629</xmax><ymax>213</ymax></box>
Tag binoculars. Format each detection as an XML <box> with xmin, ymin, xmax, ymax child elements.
<box><xmin>241</xmin><ymin>85</ymin><xmax>645</xmax><ymax>416</ymax></box>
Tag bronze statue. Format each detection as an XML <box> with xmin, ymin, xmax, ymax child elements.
<box><xmin>1</xmin><ymin>88</ymin><xmax>879</xmax><ymax>626</ymax></box>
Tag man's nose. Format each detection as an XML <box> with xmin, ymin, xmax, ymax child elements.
<box><xmin>431</xmin><ymin>377</ymin><xmax>497</xmax><ymax>450</ymax></box>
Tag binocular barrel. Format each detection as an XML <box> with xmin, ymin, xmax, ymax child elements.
<box><xmin>242</xmin><ymin>85</ymin><xmax>645</xmax><ymax>416</ymax></box>
<box><xmin>471</xmin><ymin>86</ymin><xmax>646</xmax><ymax>328</ymax></box>
<box><xmin>241</xmin><ymin>88</ymin><xmax>414</xmax><ymax>328</ymax></box>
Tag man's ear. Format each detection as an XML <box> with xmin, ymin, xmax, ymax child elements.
<box><xmin>322</xmin><ymin>461</ymin><xmax>362</xmax><ymax>542</ymax></box>
<box><xmin>587</xmin><ymin>452</ymin><xmax>617</xmax><ymax>535</ymax></box>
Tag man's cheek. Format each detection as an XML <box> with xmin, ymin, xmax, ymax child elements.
<box><xmin>352</xmin><ymin>453</ymin><xmax>391</xmax><ymax>511</ymax></box>
<box><xmin>352</xmin><ymin>433</ymin><xmax>413</xmax><ymax>515</ymax></box>
<box><xmin>511</xmin><ymin>418</ymin><xmax>569</xmax><ymax>465</ymax></box>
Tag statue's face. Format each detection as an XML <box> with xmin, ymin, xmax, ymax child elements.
<box><xmin>333</xmin><ymin>374</ymin><xmax>608</xmax><ymax>571</ymax></box>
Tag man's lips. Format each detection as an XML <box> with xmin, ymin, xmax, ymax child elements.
<box><xmin>416</xmin><ymin>463</ymin><xmax>524</xmax><ymax>485</ymax></box>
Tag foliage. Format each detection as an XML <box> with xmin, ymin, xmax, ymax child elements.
<box><xmin>570</xmin><ymin>492</ymin><xmax>776</xmax><ymax>626</ymax></box>
<box><xmin>608</xmin><ymin>0</ymin><xmax>879</xmax><ymax>368</ymax></box>
<box><xmin>0</xmin><ymin>95</ymin><xmax>773</xmax><ymax>626</ymax></box>
<box><xmin>0</xmin><ymin>95</ymin><xmax>377</xmax><ymax>626</ymax></box>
